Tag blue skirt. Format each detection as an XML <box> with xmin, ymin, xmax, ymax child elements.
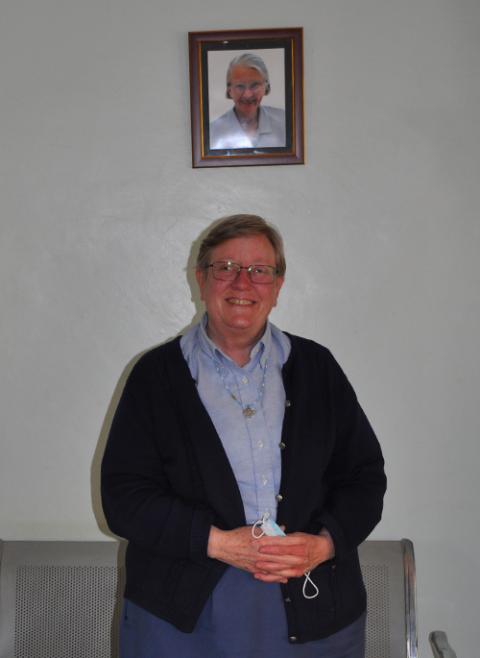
<box><xmin>120</xmin><ymin>567</ymin><xmax>366</xmax><ymax>658</ymax></box>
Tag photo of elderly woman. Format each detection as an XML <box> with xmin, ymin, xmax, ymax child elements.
<box><xmin>209</xmin><ymin>51</ymin><xmax>286</xmax><ymax>150</ymax></box>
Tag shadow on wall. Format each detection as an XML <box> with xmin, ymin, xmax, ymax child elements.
<box><xmin>90</xmin><ymin>225</ymin><xmax>213</xmax><ymax>536</ymax></box>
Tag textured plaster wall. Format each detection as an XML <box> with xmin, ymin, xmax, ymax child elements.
<box><xmin>1</xmin><ymin>1</ymin><xmax>479</xmax><ymax>656</ymax></box>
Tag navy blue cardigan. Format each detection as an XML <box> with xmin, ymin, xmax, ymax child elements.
<box><xmin>101</xmin><ymin>333</ymin><xmax>386</xmax><ymax>644</ymax></box>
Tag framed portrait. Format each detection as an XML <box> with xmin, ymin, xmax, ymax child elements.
<box><xmin>188</xmin><ymin>27</ymin><xmax>304</xmax><ymax>168</ymax></box>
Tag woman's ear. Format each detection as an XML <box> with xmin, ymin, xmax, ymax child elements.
<box><xmin>195</xmin><ymin>268</ymin><xmax>206</xmax><ymax>301</ymax></box>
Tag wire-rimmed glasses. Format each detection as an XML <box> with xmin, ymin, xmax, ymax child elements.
<box><xmin>207</xmin><ymin>260</ymin><xmax>278</xmax><ymax>284</ymax></box>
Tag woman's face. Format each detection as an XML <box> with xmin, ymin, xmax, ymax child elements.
<box><xmin>228</xmin><ymin>65</ymin><xmax>267</xmax><ymax>122</ymax></box>
<box><xmin>196</xmin><ymin>235</ymin><xmax>284</xmax><ymax>348</ymax></box>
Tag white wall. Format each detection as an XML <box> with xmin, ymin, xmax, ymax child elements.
<box><xmin>1</xmin><ymin>0</ymin><xmax>479</xmax><ymax>655</ymax></box>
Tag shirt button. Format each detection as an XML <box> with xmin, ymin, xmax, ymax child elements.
<box><xmin>279</xmin><ymin>442</ymin><xmax>286</xmax><ymax>450</ymax></box>
<box><xmin>257</xmin><ymin>440</ymin><xmax>264</xmax><ymax>449</ymax></box>
<box><xmin>242</xmin><ymin>376</ymin><xmax>248</xmax><ymax>384</ymax></box>
<box><xmin>289</xmin><ymin>636</ymin><xmax>298</xmax><ymax>643</ymax></box>
<box><xmin>262</xmin><ymin>476</ymin><xmax>268</xmax><ymax>486</ymax></box>
<box><xmin>276</xmin><ymin>494</ymin><xmax>283</xmax><ymax>502</ymax></box>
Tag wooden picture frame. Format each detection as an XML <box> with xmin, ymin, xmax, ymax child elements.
<box><xmin>188</xmin><ymin>27</ymin><xmax>304</xmax><ymax>168</ymax></box>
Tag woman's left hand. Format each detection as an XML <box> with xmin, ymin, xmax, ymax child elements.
<box><xmin>253</xmin><ymin>531</ymin><xmax>335</xmax><ymax>583</ymax></box>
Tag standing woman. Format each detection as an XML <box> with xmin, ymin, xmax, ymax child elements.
<box><xmin>101</xmin><ymin>214</ymin><xmax>386</xmax><ymax>657</ymax></box>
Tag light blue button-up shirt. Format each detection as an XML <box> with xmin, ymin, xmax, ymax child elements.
<box><xmin>180</xmin><ymin>315</ymin><xmax>291</xmax><ymax>524</ymax></box>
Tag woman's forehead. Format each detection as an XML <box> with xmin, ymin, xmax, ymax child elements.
<box><xmin>210</xmin><ymin>235</ymin><xmax>276</xmax><ymax>262</ymax></box>
<box><xmin>229</xmin><ymin>65</ymin><xmax>264</xmax><ymax>83</ymax></box>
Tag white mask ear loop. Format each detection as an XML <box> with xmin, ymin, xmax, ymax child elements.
<box><xmin>251</xmin><ymin>512</ymin><xmax>270</xmax><ymax>539</ymax></box>
<box><xmin>251</xmin><ymin>519</ymin><xmax>265</xmax><ymax>538</ymax></box>
<box><xmin>302</xmin><ymin>571</ymin><xmax>319</xmax><ymax>599</ymax></box>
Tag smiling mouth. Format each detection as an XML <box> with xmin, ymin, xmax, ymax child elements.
<box><xmin>227</xmin><ymin>298</ymin><xmax>254</xmax><ymax>306</ymax></box>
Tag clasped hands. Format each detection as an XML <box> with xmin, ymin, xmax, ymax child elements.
<box><xmin>207</xmin><ymin>525</ymin><xmax>335</xmax><ymax>584</ymax></box>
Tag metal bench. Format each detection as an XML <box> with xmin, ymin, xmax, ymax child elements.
<box><xmin>0</xmin><ymin>538</ymin><xmax>454</xmax><ymax>658</ymax></box>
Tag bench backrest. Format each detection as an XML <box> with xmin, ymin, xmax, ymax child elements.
<box><xmin>0</xmin><ymin>539</ymin><xmax>417</xmax><ymax>658</ymax></box>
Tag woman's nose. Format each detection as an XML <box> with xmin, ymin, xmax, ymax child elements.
<box><xmin>232</xmin><ymin>268</ymin><xmax>251</xmax><ymax>287</ymax></box>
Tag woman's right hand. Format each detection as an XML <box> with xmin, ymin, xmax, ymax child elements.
<box><xmin>207</xmin><ymin>526</ymin><xmax>288</xmax><ymax>583</ymax></box>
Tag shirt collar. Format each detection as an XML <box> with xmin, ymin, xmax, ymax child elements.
<box><xmin>199</xmin><ymin>313</ymin><xmax>271</xmax><ymax>370</ymax></box>
<box><xmin>257</xmin><ymin>106</ymin><xmax>273</xmax><ymax>136</ymax></box>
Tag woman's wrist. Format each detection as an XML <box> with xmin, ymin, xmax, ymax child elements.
<box><xmin>318</xmin><ymin>528</ymin><xmax>335</xmax><ymax>560</ymax></box>
<box><xmin>207</xmin><ymin>526</ymin><xmax>223</xmax><ymax>559</ymax></box>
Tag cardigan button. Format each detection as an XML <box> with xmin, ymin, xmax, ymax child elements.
<box><xmin>284</xmin><ymin>596</ymin><xmax>292</xmax><ymax>603</ymax></box>
<box><xmin>289</xmin><ymin>636</ymin><xmax>298</xmax><ymax>643</ymax></box>
<box><xmin>279</xmin><ymin>442</ymin><xmax>286</xmax><ymax>450</ymax></box>
<box><xmin>285</xmin><ymin>399</ymin><xmax>292</xmax><ymax>407</ymax></box>
<box><xmin>276</xmin><ymin>494</ymin><xmax>283</xmax><ymax>502</ymax></box>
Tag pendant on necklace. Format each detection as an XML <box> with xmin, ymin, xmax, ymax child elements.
<box><xmin>243</xmin><ymin>406</ymin><xmax>256</xmax><ymax>418</ymax></box>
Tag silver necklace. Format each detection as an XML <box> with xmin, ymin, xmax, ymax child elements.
<box><xmin>213</xmin><ymin>358</ymin><xmax>268</xmax><ymax>418</ymax></box>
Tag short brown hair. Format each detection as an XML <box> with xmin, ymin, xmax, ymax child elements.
<box><xmin>196</xmin><ymin>214</ymin><xmax>286</xmax><ymax>276</ymax></box>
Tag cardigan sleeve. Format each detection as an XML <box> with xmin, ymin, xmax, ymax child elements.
<box><xmin>100</xmin><ymin>354</ymin><xmax>214</xmax><ymax>563</ymax></box>
<box><xmin>315</xmin><ymin>350</ymin><xmax>387</xmax><ymax>560</ymax></box>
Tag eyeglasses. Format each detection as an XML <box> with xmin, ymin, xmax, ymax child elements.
<box><xmin>229</xmin><ymin>82</ymin><xmax>264</xmax><ymax>93</ymax></box>
<box><xmin>207</xmin><ymin>261</ymin><xmax>278</xmax><ymax>284</ymax></box>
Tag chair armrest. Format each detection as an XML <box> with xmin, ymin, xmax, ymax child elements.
<box><xmin>429</xmin><ymin>631</ymin><xmax>457</xmax><ymax>658</ymax></box>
